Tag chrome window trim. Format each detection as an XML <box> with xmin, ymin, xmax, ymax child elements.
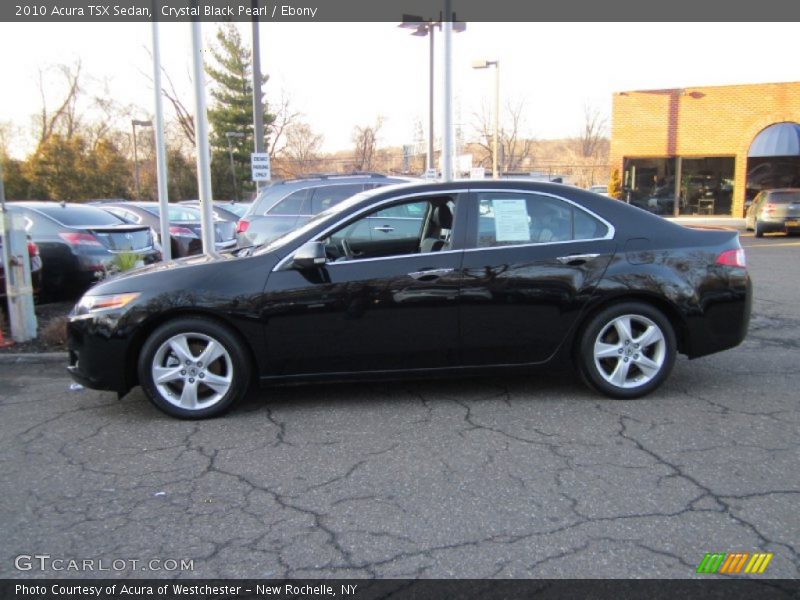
<box><xmin>272</xmin><ymin>187</ymin><xmax>615</xmax><ymax>271</ymax></box>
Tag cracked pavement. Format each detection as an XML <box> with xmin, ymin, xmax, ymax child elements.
<box><xmin>1</xmin><ymin>234</ymin><xmax>798</xmax><ymax>579</ymax></box>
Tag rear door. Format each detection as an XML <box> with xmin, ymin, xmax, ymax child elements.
<box><xmin>459</xmin><ymin>189</ymin><xmax>616</xmax><ymax>365</ymax></box>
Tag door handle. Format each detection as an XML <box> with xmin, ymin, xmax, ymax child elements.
<box><xmin>556</xmin><ymin>253</ymin><xmax>600</xmax><ymax>265</ymax></box>
<box><xmin>408</xmin><ymin>268</ymin><xmax>454</xmax><ymax>280</ymax></box>
<box><xmin>374</xmin><ymin>225</ymin><xmax>395</xmax><ymax>233</ymax></box>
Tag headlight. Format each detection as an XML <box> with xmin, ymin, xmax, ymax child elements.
<box><xmin>75</xmin><ymin>292</ymin><xmax>140</xmax><ymax>314</ymax></box>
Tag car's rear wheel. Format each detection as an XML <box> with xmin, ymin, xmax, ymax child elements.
<box><xmin>577</xmin><ymin>302</ymin><xmax>676</xmax><ymax>399</ymax></box>
<box><xmin>754</xmin><ymin>220</ymin><xmax>765</xmax><ymax>238</ymax></box>
<box><xmin>138</xmin><ymin>317</ymin><xmax>251</xmax><ymax>419</ymax></box>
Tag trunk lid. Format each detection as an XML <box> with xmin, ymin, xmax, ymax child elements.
<box><xmin>84</xmin><ymin>225</ymin><xmax>154</xmax><ymax>252</ymax></box>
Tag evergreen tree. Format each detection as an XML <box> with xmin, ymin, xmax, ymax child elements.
<box><xmin>206</xmin><ymin>25</ymin><xmax>274</xmax><ymax>199</ymax></box>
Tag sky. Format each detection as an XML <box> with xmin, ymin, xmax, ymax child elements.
<box><xmin>1</xmin><ymin>21</ymin><xmax>799</xmax><ymax>159</ymax></box>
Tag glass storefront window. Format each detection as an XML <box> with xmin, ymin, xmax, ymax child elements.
<box><xmin>623</xmin><ymin>156</ymin><xmax>735</xmax><ymax>216</ymax></box>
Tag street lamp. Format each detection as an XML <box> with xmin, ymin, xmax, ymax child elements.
<box><xmin>472</xmin><ymin>59</ymin><xmax>500</xmax><ymax>179</ymax></box>
<box><xmin>399</xmin><ymin>15</ymin><xmax>465</xmax><ymax>177</ymax></box>
<box><xmin>131</xmin><ymin>119</ymin><xmax>153</xmax><ymax>199</ymax></box>
<box><xmin>225</xmin><ymin>132</ymin><xmax>245</xmax><ymax>202</ymax></box>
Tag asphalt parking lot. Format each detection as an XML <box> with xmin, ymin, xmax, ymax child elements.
<box><xmin>1</xmin><ymin>233</ymin><xmax>798</xmax><ymax>579</ymax></box>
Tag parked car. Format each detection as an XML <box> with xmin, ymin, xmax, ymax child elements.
<box><xmin>0</xmin><ymin>233</ymin><xmax>42</xmax><ymax>300</ymax></box>
<box><xmin>7</xmin><ymin>202</ymin><xmax>160</xmax><ymax>297</ymax></box>
<box><xmin>588</xmin><ymin>184</ymin><xmax>609</xmax><ymax>196</ymax></box>
<box><xmin>236</xmin><ymin>173</ymin><xmax>414</xmax><ymax>247</ymax></box>
<box><xmin>67</xmin><ymin>180</ymin><xmax>751</xmax><ymax>419</ymax></box>
<box><xmin>745</xmin><ymin>188</ymin><xmax>800</xmax><ymax>237</ymax></box>
<box><xmin>179</xmin><ymin>200</ymin><xmax>252</xmax><ymax>222</ymax></box>
<box><xmin>96</xmin><ymin>202</ymin><xmax>236</xmax><ymax>257</ymax></box>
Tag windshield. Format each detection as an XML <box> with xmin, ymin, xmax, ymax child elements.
<box><xmin>253</xmin><ymin>190</ymin><xmax>374</xmax><ymax>255</ymax></box>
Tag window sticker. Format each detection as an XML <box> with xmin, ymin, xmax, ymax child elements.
<box><xmin>492</xmin><ymin>198</ymin><xmax>531</xmax><ymax>242</ymax></box>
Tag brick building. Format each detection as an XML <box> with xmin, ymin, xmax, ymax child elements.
<box><xmin>609</xmin><ymin>81</ymin><xmax>800</xmax><ymax>217</ymax></box>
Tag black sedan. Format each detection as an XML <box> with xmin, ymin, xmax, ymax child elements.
<box><xmin>96</xmin><ymin>202</ymin><xmax>237</xmax><ymax>257</ymax></box>
<box><xmin>8</xmin><ymin>202</ymin><xmax>160</xmax><ymax>297</ymax></box>
<box><xmin>67</xmin><ymin>181</ymin><xmax>751</xmax><ymax>419</ymax></box>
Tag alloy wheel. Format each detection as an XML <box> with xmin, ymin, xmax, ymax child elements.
<box><xmin>593</xmin><ymin>314</ymin><xmax>667</xmax><ymax>389</ymax></box>
<box><xmin>151</xmin><ymin>332</ymin><xmax>234</xmax><ymax>410</ymax></box>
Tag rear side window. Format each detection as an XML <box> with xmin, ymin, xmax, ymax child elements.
<box><xmin>475</xmin><ymin>192</ymin><xmax>608</xmax><ymax>248</ymax></box>
<box><xmin>33</xmin><ymin>205</ymin><xmax>125</xmax><ymax>227</ymax></box>
<box><xmin>310</xmin><ymin>184</ymin><xmax>364</xmax><ymax>214</ymax></box>
<box><xmin>267</xmin><ymin>189</ymin><xmax>312</xmax><ymax>215</ymax></box>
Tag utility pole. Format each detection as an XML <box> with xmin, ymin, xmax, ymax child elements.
<box><xmin>442</xmin><ymin>0</ymin><xmax>454</xmax><ymax>181</ymax></box>
<box><xmin>190</xmin><ymin>19</ymin><xmax>217</xmax><ymax>256</ymax></box>
<box><xmin>151</xmin><ymin>13</ymin><xmax>171</xmax><ymax>261</ymax></box>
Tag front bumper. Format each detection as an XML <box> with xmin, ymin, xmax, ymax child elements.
<box><xmin>67</xmin><ymin>312</ymin><xmax>135</xmax><ymax>394</ymax></box>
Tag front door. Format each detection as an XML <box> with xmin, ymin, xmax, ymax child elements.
<box><xmin>261</xmin><ymin>193</ymin><xmax>466</xmax><ymax>376</ymax></box>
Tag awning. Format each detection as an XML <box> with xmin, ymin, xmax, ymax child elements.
<box><xmin>748</xmin><ymin>122</ymin><xmax>800</xmax><ymax>157</ymax></box>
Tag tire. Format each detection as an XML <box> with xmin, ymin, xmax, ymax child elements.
<box><xmin>576</xmin><ymin>302</ymin><xmax>676</xmax><ymax>400</ymax></box>
<box><xmin>754</xmin><ymin>220</ymin><xmax>765</xmax><ymax>238</ymax></box>
<box><xmin>138</xmin><ymin>317</ymin><xmax>251</xmax><ymax>419</ymax></box>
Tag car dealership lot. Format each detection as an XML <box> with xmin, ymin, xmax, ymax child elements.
<box><xmin>1</xmin><ymin>233</ymin><xmax>798</xmax><ymax>579</ymax></box>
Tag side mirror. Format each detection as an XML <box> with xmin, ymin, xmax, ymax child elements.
<box><xmin>292</xmin><ymin>241</ymin><xmax>327</xmax><ymax>269</ymax></box>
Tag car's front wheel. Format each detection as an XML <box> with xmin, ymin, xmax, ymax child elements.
<box><xmin>577</xmin><ymin>302</ymin><xmax>676</xmax><ymax>399</ymax></box>
<box><xmin>138</xmin><ymin>317</ymin><xmax>251</xmax><ymax>419</ymax></box>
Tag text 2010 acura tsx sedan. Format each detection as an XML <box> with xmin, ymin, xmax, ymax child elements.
<box><xmin>67</xmin><ymin>181</ymin><xmax>751</xmax><ymax>419</ymax></box>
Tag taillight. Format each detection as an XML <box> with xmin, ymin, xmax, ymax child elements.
<box><xmin>763</xmin><ymin>203</ymin><xmax>776</xmax><ymax>215</ymax></box>
<box><xmin>169</xmin><ymin>226</ymin><xmax>198</xmax><ymax>238</ymax></box>
<box><xmin>59</xmin><ymin>232</ymin><xmax>102</xmax><ymax>247</ymax></box>
<box><xmin>235</xmin><ymin>219</ymin><xmax>250</xmax><ymax>234</ymax></box>
<box><xmin>716</xmin><ymin>248</ymin><xmax>746</xmax><ymax>268</ymax></box>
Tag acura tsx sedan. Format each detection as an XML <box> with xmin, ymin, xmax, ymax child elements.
<box><xmin>67</xmin><ymin>181</ymin><xmax>751</xmax><ymax>419</ymax></box>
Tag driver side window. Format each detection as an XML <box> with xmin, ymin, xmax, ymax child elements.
<box><xmin>323</xmin><ymin>196</ymin><xmax>456</xmax><ymax>262</ymax></box>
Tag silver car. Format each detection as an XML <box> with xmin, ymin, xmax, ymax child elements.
<box><xmin>745</xmin><ymin>188</ymin><xmax>800</xmax><ymax>237</ymax></box>
<box><xmin>236</xmin><ymin>174</ymin><xmax>414</xmax><ymax>247</ymax></box>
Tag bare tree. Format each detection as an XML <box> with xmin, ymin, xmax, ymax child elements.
<box><xmin>281</xmin><ymin>122</ymin><xmax>323</xmax><ymax>177</ymax></box>
<box><xmin>267</xmin><ymin>92</ymin><xmax>302</xmax><ymax>159</ymax></box>
<box><xmin>576</xmin><ymin>103</ymin><xmax>607</xmax><ymax>158</ymax></box>
<box><xmin>351</xmin><ymin>117</ymin><xmax>383</xmax><ymax>172</ymax></box>
<box><xmin>37</xmin><ymin>61</ymin><xmax>83</xmax><ymax>146</ymax></box>
<box><xmin>471</xmin><ymin>99</ymin><xmax>534</xmax><ymax>173</ymax></box>
<box><xmin>159</xmin><ymin>67</ymin><xmax>195</xmax><ymax>146</ymax></box>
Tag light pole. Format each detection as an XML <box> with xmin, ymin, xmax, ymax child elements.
<box><xmin>399</xmin><ymin>14</ymin><xmax>465</xmax><ymax>177</ymax></box>
<box><xmin>472</xmin><ymin>59</ymin><xmax>500</xmax><ymax>179</ymax></box>
<box><xmin>131</xmin><ymin>119</ymin><xmax>153</xmax><ymax>199</ymax></box>
<box><xmin>225</xmin><ymin>132</ymin><xmax>245</xmax><ymax>201</ymax></box>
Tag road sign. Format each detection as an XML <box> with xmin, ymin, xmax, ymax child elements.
<box><xmin>251</xmin><ymin>153</ymin><xmax>271</xmax><ymax>182</ymax></box>
<box><xmin>424</xmin><ymin>168</ymin><xmax>438</xmax><ymax>181</ymax></box>
<box><xmin>470</xmin><ymin>167</ymin><xmax>485</xmax><ymax>179</ymax></box>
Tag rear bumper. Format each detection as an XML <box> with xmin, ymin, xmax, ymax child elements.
<box><xmin>685</xmin><ymin>272</ymin><xmax>752</xmax><ymax>358</ymax></box>
<box><xmin>758</xmin><ymin>217</ymin><xmax>800</xmax><ymax>232</ymax></box>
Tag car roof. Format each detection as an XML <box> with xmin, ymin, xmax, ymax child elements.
<box><xmin>10</xmin><ymin>201</ymin><xmax>110</xmax><ymax>210</ymax></box>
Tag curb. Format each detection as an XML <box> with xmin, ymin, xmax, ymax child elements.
<box><xmin>0</xmin><ymin>352</ymin><xmax>67</xmax><ymax>364</ymax></box>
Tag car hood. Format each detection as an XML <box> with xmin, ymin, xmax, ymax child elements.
<box><xmin>84</xmin><ymin>249</ymin><xmax>279</xmax><ymax>296</ymax></box>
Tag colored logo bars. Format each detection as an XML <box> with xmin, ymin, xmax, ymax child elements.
<box><xmin>696</xmin><ymin>552</ymin><xmax>773</xmax><ymax>574</ymax></box>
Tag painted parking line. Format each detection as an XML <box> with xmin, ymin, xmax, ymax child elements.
<box><xmin>742</xmin><ymin>241</ymin><xmax>800</xmax><ymax>248</ymax></box>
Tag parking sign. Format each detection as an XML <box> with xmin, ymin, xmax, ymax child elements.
<box><xmin>251</xmin><ymin>153</ymin><xmax>271</xmax><ymax>182</ymax></box>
